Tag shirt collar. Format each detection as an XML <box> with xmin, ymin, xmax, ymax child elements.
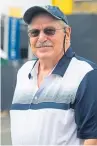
<box><xmin>52</xmin><ymin>47</ymin><xmax>75</xmax><ymax>77</ymax></box>
<box><xmin>31</xmin><ymin>47</ymin><xmax>75</xmax><ymax>78</ymax></box>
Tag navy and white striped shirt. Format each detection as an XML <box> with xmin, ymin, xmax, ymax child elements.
<box><xmin>10</xmin><ymin>47</ymin><xmax>97</xmax><ymax>145</ymax></box>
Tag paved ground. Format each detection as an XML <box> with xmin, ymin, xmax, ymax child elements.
<box><xmin>1</xmin><ymin>112</ymin><xmax>12</xmax><ymax>145</ymax></box>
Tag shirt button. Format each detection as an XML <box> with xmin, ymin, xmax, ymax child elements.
<box><xmin>34</xmin><ymin>96</ymin><xmax>37</xmax><ymax>100</ymax></box>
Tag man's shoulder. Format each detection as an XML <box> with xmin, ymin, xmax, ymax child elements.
<box><xmin>74</xmin><ymin>54</ymin><xmax>97</xmax><ymax>70</ymax></box>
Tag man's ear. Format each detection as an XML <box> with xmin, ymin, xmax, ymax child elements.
<box><xmin>65</xmin><ymin>27</ymin><xmax>71</xmax><ymax>41</ymax></box>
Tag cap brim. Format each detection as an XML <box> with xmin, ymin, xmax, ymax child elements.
<box><xmin>23</xmin><ymin>6</ymin><xmax>61</xmax><ymax>24</ymax></box>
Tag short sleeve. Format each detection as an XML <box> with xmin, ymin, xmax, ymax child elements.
<box><xmin>74</xmin><ymin>69</ymin><xmax>97</xmax><ymax>139</ymax></box>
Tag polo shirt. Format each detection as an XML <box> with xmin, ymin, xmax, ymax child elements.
<box><xmin>10</xmin><ymin>47</ymin><xmax>97</xmax><ymax>145</ymax></box>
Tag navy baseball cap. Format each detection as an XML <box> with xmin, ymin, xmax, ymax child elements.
<box><xmin>23</xmin><ymin>5</ymin><xmax>68</xmax><ymax>25</ymax></box>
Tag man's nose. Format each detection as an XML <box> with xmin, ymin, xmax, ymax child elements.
<box><xmin>38</xmin><ymin>30</ymin><xmax>47</xmax><ymax>42</ymax></box>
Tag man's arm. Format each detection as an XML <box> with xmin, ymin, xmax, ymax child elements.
<box><xmin>84</xmin><ymin>139</ymin><xmax>97</xmax><ymax>145</ymax></box>
<box><xmin>74</xmin><ymin>69</ymin><xmax>97</xmax><ymax>144</ymax></box>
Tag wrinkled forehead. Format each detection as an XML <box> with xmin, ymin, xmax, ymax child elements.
<box><xmin>29</xmin><ymin>12</ymin><xmax>60</xmax><ymax>27</ymax></box>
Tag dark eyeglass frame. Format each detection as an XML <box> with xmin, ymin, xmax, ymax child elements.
<box><xmin>28</xmin><ymin>27</ymin><xmax>65</xmax><ymax>37</ymax></box>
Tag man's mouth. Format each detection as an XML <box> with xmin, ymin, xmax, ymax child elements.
<box><xmin>36</xmin><ymin>46</ymin><xmax>52</xmax><ymax>48</ymax></box>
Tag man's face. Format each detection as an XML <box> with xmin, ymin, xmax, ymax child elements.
<box><xmin>29</xmin><ymin>14</ymin><xmax>68</xmax><ymax>60</ymax></box>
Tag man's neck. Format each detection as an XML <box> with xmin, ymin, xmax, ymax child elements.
<box><xmin>38</xmin><ymin>44</ymin><xmax>70</xmax><ymax>72</ymax></box>
<box><xmin>38</xmin><ymin>53</ymin><xmax>64</xmax><ymax>72</ymax></box>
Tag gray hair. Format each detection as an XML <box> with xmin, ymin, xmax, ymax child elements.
<box><xmin>59</xmin><ymin>20</ymin><xmax>69</xmax><ymax>28</ymax></box>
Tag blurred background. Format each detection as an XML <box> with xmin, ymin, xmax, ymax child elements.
<box><xmin>0</xmin><ymin>0</ymin><xmax>97</xmax><ymax>145</ymax></box>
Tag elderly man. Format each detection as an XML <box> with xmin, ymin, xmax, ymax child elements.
<box><xmin>10</xmin><ymin>5</ymin><xmax>97</xmax><ymax>145</ymax></box>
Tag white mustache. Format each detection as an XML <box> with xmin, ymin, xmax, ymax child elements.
<box><xmin>36</xmin><ymin>41</ymin><xmax>53</xmax><ymax>48</ymax></box>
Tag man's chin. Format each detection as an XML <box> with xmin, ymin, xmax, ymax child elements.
<box><xmin>37</xmin><ymin>53</ymin><xmax>53</xmax><ymax>60</ymax></box>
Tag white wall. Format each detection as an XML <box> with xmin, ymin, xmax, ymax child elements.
<box><xmin>0</xmin><ymin>0</ymin><xmax>52</xmax><ymax>16</ymax></box>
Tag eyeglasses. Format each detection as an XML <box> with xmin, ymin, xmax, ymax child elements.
<box><xmin>28</xmin><ymin>27</ymin><xmax>65</xmax><ymax>37</ymax></box>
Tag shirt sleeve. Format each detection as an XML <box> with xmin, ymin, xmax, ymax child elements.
<box><xmin>74</xmin><ymin>69</ymin><xmax>97</xmax><ymax>139</ymax></box>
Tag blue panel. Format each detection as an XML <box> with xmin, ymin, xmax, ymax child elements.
<box><xmin>8</xmin><ymin>17</ymin><xmax>20</xmax><ymax>60</ymax></box>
